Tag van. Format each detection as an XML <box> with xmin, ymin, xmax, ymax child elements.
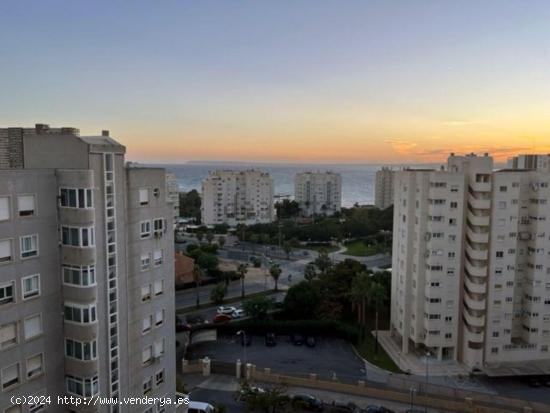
<box><xmin>188</xmin><ymin>401</ymin><xmax>215</xmax><ymax>413</ymax></box>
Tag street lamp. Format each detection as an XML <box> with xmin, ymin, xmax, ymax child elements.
<box><xmin>425</xmin><ymin>350</ymin><xmax>431</xmax><ymax>413</ymax></box>
<box><xmin>236</xmin><ymin>330</ymin><xmax>247</xmax><ymax>367</ymax></box>
<box><xmin>410</xmin><ymin>387</ymin><xmax>416</xmax><ymax>411</ymax></box>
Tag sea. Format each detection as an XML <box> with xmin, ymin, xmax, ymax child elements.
<box><xmin>158</xmin><ymin>162</ymin><xmax>422</xmax><ymax>207</ymax></box>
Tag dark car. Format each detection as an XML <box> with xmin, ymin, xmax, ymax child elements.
<box><xmin>526</xmin><ymin>377</ymin><xmax>542</xmax><ymax>387</ymax></box>
<box><xmin>291</xmin><ymin>334</ymin><xmax>304</xmax><ymax>346</ymax></box>
<box><xmin>240</xmin><ymin>334</ymin><xmax>252</xmax><ymax>347</ymax></box>
<box><xmin>543</xmin><ymin>376</ymin><xmax>550</xmax><ymax>387</ymax></box>
<box><xmin>292</xmin><ymin>394</ymin><xmax>324</xmax><ymax>412</ymax></box>
<box><xmin>265</xmin><ymin>333</ymin><xmax>277</xmax><ymax>347</ymax></box>
<box><xmin>366</xmin><ymin>406</ymin><xmax>394</xmax><ymax>413</ymax></box>
<box><xmin>305</xmin><ymin>336</ymin><xmax>316</xmax><ymax>347</ymax></box>
<box><xmin>328</xmin><ymin>401</ymin><xmax>363</xmax><ymax>413</ymax></box>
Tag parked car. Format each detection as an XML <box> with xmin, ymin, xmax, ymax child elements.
<box><xmin>291</xmin><ymin>334</ymin><xmax>304</xmax><ymax>346</ymax></box>
<box><xmin>328</xmin><ymin>401</ymin><xmax>363</xmax><ymax>412</ymax></box>
<box><xmin>305</xmin><ymin>336</ymin><xmax>316</xmax><ymax>347</ymax></box>
<box><xmin>232</xmin><ymin>309</ymin><xmax>246</xmax><ymax>319</ymax></box>
<box><xmin>212</xmin><ymin>314</ymin><xmax>232</xmax><ymax>323</ymax></box>
<box><xmin>240</xmin><ymin>334</ymin><xmax>252</xmax><ymax>347</ymax></box>
<box><xmin>265</xmin><ymin>332</ymin><xmax>277</xmax><ymax>347</ymax></box>
<box><xmin>292</xmin><ymin>394</ymin><xmax>324</xmax><ymax>412</ymax></box>
<box><xmin>187</xmin><ymin>401</ymin><xmax>215</xmax><ymax>413</ymax></box>
<box><xmin>217</xmin><ymin>306</ymin><xmax>237</xmax><ymax>315</ymax></box>
<box><xmin>236</xmin><ymin>385</ymin><xmax>265</xmax><ymax>402</ymax></box>
<box><xmin>365</xmin><ymin>406</ymin><xmax>394</xmax><ymax>413</ymax></box>
<box><xmin>526</xmin><ymin>377</ymin><xmax>542</xmax><ymax>387</ymax></box>
<box><xmin>542</xmin><ymin>376</ymin><xmax>550</xmax><ymax>387</ymax></box>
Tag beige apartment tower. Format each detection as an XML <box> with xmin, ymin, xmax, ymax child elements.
<box><xmin>294</xmin><ymin>171</ymin><xmax>342</xmax><ymax>217</ymax></box>
<box><xmin>0</xmin><ymin>125</ymin><xmax>176</xmax><ymax>412</ymax></box>
<box><xmin>391</xmin><ymin>153</ymin><xmax>550</xmax><ymax>374</ymax></box>
<box><xmin>375</xmin><ymin>167</ymin><xmax>395</xmax><ymax>210</ymax></box>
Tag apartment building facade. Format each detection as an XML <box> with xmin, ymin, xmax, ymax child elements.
<box><xmin>165</xmin><ymin>173</ymin><xmax>180</xmax><ymax>226</ymax></box>
<box><xmin>201</xmin><ymin>170</ymin><xmax>274</xmax><ymax>226</ymax></box>
<box><xmin>375</xmin><ymin>167</ymin><xmax>395</xmax><ymax>210</ymax></box>
<box><xmin>0</xmin><ymin>125</ymin><xmax>175</xmax><ymax>413</ymax></box>
<box><xmin>391</xmin><ymin>153</ymin><xmax>550</xmax><ymax>373</ymax></box>
<box><xmin>294</xmin><ymin>171</ymin><xmax>342</xmax><ymax>217</ymax></box>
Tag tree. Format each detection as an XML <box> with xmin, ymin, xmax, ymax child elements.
<box><xmin>210</xmin><ymin>282</ymin><xmax>227</xmax><ymax>304</ymax></box>
<box><xmin>193</xmin><ymin>264</ymin><xmax>203</xmax><ymax>308</ymax></box>
<box><xmin>350</xmin><ymin>272</ymin><xmax>370</xmax><ymax>327</ymax></box>
<box><xmin>237</xmin><ymin>263</ymin><xmax>248</xmax><ymax>299</ymax></box>
<box><xmin>197</xmin><ymin>253</ymin><xmax>219</xmax><ymax>274</ymax></box>
<box><xmin>367</xmin><ymin>281</ymin><xmax>387</xmax><ymax>354</ymax></box>
<box><xmin>241</xmin><ymin>382</ymin><xmax>289</xmax><ymax>413</ymax></box>
<box><xmin>218</xmin><ymin>236</ymin><xmax>226</xmax><ymax>249</ymax></box>
<box><xmin>196</xmin><ymin>231</ymin><xmax>204</xmax><ymax>242</ymax></box>
<box><xmin>275</xmin><ymin>199</ymin><xmax>301</xmax><ymax>219</ymax></box>
<box><xmin>282</xmin><ymin>241</ymin><xmax>292</xmax><ymax>259</ymax></box>
<box><xmin>206</xmin><ymin>231</ymin><xmax>215</xmax><ymax>244</ymax></box>
<box><xmin>314</xmin><ymin>249</ymin><xmax>332</xmax><ymax>275</ymax></box>
<box><xmin>269</xmin><ymin>264</ymin><xmax>282</xmax><ymax>291</ymax></box>
<box><xmin>283</xmin><ymin>281</ymin><xmax>320</xmax><ymax>319</ymax></box>
<box><xmin>303</xmin><ymin>263</ymin><xmax>317</xmax><ymax>282</ymax></box>
<box><xmin>249</xmin><ymin>233</ymin><xmax>260</xmax><ymax>244</ymax></box>
<box><xmin>243</xmin><ymin>295</ymin><xmax>273</xmax><ymax>320</ymax></box>
<box><xmin>179</xmin><ymin>189</ymin><xmax>201</xmax><ymax>222</ymax></box>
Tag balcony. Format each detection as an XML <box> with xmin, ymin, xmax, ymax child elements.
<box><xmin>467</xmin><ymin>210</ymin><xmax>490</xmax><ymax>226</ymax></box>
<box><xmin>466</xmin><ymin>226</ymin><xmax>489</xmax><ymax>243</ymax></box>
<box><xmin>464</xmin><ymin>291</ymin><xmax>486</xmax><ymax>311</ymax></box>
<box><xmin>465</xmin><ymin>243</ymin><xmax>488</xmax><ymax>260</ymax></box>
<box><xmin>463</xmin><ymin>326</ymin><xmax>485</xmax><ymax>344</ymax></box>
<box><xmin>465</xmin><ymin>258</ymin><xmax>487</xmax><ymax>277</ymax></box>
<box><xmin>468</xmin><ymin>193</ymin><xmax>491</xmax><ymax>210</ymax></box>
<box><xmin>464</xmin><ymin>275</ymin><xmax>486</xmax><ymax>294</ymax></box>
<box><xmin>463</xmin><ymin>308</ymin><xmax>486</xmax><ymax>328</ymax></box>
<box><xmin>469</xmin><ymin>181</ymin><xmax>491</xmax><ymax>193</ymax></box>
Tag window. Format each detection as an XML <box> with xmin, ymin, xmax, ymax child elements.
<box><xmin>155</xmin><ymin>309</ymin><xmax>164</xmax><ymax>326</ymax></box>
<box><xmin>154</xmin><ymin>339</ymin><xmax>165</xmax><ymax>357</ymax></box>
<box><xmin>24</xmin><ymin>314</ymin><xmax>42</xmax><ymax>340</ymax></box>
<box><xmin>59</xmin><ymin>188</ymin><xmax>93</xmax><ymax>208</ymax></box>
<box><xmin>153</xmin><ymin>218</ymin><xmax>165</xmax><ymax>237</ymax></box>
<box><xmin>141</xmin><ymin>284</ymin><xmax>151</xmax><ymax>301</ymax></box>
<box><xmin>153</xmin><ymin>280</ymin><xmax>164</xmax><ymax>296</ymax></box>
<box><xmin>65</xmin><ymin>339</ymin><xmax>97</xmax><ymax>361</ymax></box>
<box><xmin>0</xmin><ymin>322</ymin><xmax>17</xmax><ymax>349</ymax></box>
<box><xmin>17</xmin><ymin>195</ymin><xmax>35</xmax><ymax>216</ymax></box>
<box><xmin>21</xmin><ymin>274</ymin><xmax>40</xmax><ymax>300</ymax></box>
<box><xmin>496</xmin><ymin>251</ymin><xmax>504</xmax><ymax>258</ymax></box>
<box><xmin>142</xmin><ymin>346</ymin><xmax>152</xmax><ymax>364</ymax></box>
<box><xmin>139</xmin><ymin>189</ymin><xmax>149</xmax><ymax>206</ymax></box>
<box><xmin>1</xmin><ymin>363</ymin><xmax>20</xmax><ymax>390</ymax></box>
<box><xmin>141</xmin><ymin>253</ymin><xmax>151</xmax><ymax>270</ymax></box>
<box><xmin>153</xmin><ymin>250</ymin><xmax>163</xmax><ymax>266</ymax></box>
<box><xmin>142</xmin><ymin>315</ymin><xmax>152</xmax><ymax>333</ymax></box>
<box><xmin>26</xmin><ymin>354</ymin><xmax>43</xmax><ymax>379</ymax></box>
<box><xmin>0</xmin><ymin>196</ymin><xmax>10</xmax><ymax>221</ymax></box>
<box><xmin>140</xmin><ymin>221</ymin><xmax>151</xmax><ymax>239</ymax></box>
<box><xmin>143</xmin><ymin>376</ymin><xmax>152</xmax><ymax>394</ymax></box>
<box><xmin>63</xmin><ymin>265</ymin><xmax>96</xmax><ymax>286</ymax></box>
<box><xmin>66</xmin><ymin>375</ymin><xmax>99</xmax><ymax>397</ymax></box>
<box><xmin>0</xmin><ymin>281</ymin><xmax>14</xmax><ymax>305</ymax></box>
<box><xmin>61</xmin><ymin>226</ymin><xmax>94</xmax><ymax>247</ymax></box>
<box><xmin>64</xmin><ymin>303</ymin><xmax>97</xmax><ymax>324</ymax></box>
<box><xmin>20</xmin><ymin>234</ymin><xmax>38</xmax><ymax>258</ymax></box>
<box><xmin>155</xmin><ymin>369</ymin><xmax>165</xmax><ymax>386</ymax></box>
<box><xmin>0</xmin><ymin>239</ymin><xmax>12</xmax><ymax>262</ymax></box>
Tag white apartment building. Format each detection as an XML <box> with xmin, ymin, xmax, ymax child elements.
<box><xmin>391</xmin><ymin>153</ymin><xmax>550</xmax><ymax>374</ymax></box>
<box><xmin>375</xmin><ymin>167</ymin><xmax>395</xmax><ymax>210</ymax></box>
<box><xmin>0</xmin><ymin>124</ymin><xmax>176</xmax><ymax>412</ymax></box>
<box><xmin>165</xmin><ymin>172</ymin><xmax>180</xmax><ymax>226</ymax></box>
<box><xmin>201</xmin><ymin>170</ymin><xmax>274</xmax><ymax>226</ymax></box>
<box><xmin>294</xmin><ymin>171</ymin><xmax>342</xmax><ymax>217</ymax></box>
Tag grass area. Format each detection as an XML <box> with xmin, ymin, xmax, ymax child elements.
<box><xmin>176</xmin><ymin>289</ymin><xmax>278</xmax><ymax>314</ymax></box>
<box><xmin>343</xmin><ymin>240</ymin><xmax>389</xmax><ymax>257</ymax></box>
<box><xmin>355</xmin><ymin>332</ymin><xmax>402</xmax><ymax>373</ymax></box>
<box><xmin>302</xmin><ymin>244</ymin><xmax>340</xmax><ymax>253</ymax></box>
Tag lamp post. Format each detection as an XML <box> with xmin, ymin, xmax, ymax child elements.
<box><xmin>237</xmin><ymin>330</ymin><xmax>247</xmax><ymax>367</ymax></box>
<box><xmin>410</xmin><ymin>387</ymin><xmax>416</xmax><ymax>411</ymax></box>
<box><xmin>425</xmin><ymin>350</ymin><xmax>431</xmax><ymax>413</ymax></box>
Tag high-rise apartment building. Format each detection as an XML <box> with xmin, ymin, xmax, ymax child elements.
<box><xmin>0</xmin><ymin>124</ymin><xmax>176</xmax><ymax>412</ymax></box>
<box><xmin>294</xmin><ymin>171</ymin><xmax>342</xmax><ymax>217</ymax></box>
<box><xmin>391</xmin><ymin>153</ymin><xmax>550</xmax><ymax>373</ymax></box>
<box><xmin>201</xmin><ymin>170</ymin><xmax>274</xmax><ymax>226</ymax></box>
<box><xmin>165</xmin><ymin>173</ymin><xmax>180</xmax><ymax>226</ymax></box>
<box><xmin>375</xmin><ymin>167</ymin><xmax>395</xmax><ymax>210</ymax></box>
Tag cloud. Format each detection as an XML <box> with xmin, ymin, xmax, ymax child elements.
<box><xmin>386</xmin><ymin>139</ymin><xmax>419</xmax><ymax>154</ymax></box>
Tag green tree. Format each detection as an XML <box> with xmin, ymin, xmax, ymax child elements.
<box><xmin>283</xmin><ymin>281</ymin><xmax>320</xmax><ymax>319</ymax></box>
<box><xmin>350</xmin><ymin>272</ymin><xmax>371</xmax><ymax>327</ymax></box>
<box><xmin>178</xmin><ymin>189</ymin><xmax>201</xmax><ymax>222</ymax></box>
<box><xmin>303</xmin><ymin>263</ymin><xmax>317</xmax><ymax>282</ymax></box>
<box><xmin>218</xmin><ymin>236</ymin><xmax>226</xmax><ymax>249</ymax></box>
<box><xmin>249</xmin><ymin>233</ymin><xmax>260</xmax><ymax>244</ymax></box>
<box><xmin>237</xmin><ymin>263</ymin><xmax>248</xmax><ymax>299</ymax></box>
<box><xmin>242</xmin><ymin>296</ymin><xmax>273</xmax><ymax>320</ymax></box>
<box><xmin>243</xmin><ymin>384</ymin><xmax>289</xmax><ymax>413</ymax></box>
<box><xmin>282</xmin><ymin>241</ymin><xmax>292</xmax><ymax>259</ymax></box>
<box><xmin>206</xmin><ymin>231</ymin><xmax>215</xmax><ymax>244</ymax></box>
<box><xmin>275</xmin><ymin>199</ymin><xmax>301</xmax><ymax>219</ymax></box>
<box><xmin>210</xmin><ymin>282</ymin><xmax>227</xmax><ymax>304</ymax></box>
<box><xmin>197</xmin><ymin>253</ymin><xmax>219</xmax><ymax>274</ymax></box>
<box><xmin>314</xmin><ymin>249</ymin><xmax>332</xmax><ymax>275</ymax></box>
<box><xmin>196</xmin><ymin>231</ymin><xmax>204</xmax><ymax>242</ymax></box>
<box><xmin>269</xmin><ymin>264</ymin><xmax>282</xmax><ymax>291</ymax></box>
<box><xmin>193</xmin><ymin>264</ymin><xmax>203</xmax><ymax>308</ymax></box>
<box><xmin>367</xmin><ymin>281</ymin><xmax>387</xmax><ymax>354</ymax></box>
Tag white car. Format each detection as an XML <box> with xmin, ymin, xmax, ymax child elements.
<box><xmin>217</xmin><ymin>306</ymin><xmax>237</xmax><ymax>315</ymax></box>
<box><xmin>231</xmin><ymin>309</ymin><xmax>246</xmax><ymax>319</ymax></box>
<box><xmin>187</xmin><ymin>401</ymin><xmax>214</xmax><ymax>413</ymax></box>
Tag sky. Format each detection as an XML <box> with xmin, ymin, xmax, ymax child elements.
<box><xmin>1</xmin><ymin>0</ymin><xmax>550</xmax><ymax>164</ymax></box>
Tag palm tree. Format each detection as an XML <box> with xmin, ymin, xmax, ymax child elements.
<box><xmin>367</xmin><ymin>281</ymin><xmax>386</xmax><ymax>354</ymax></box>
<box><xmin>218</xmin><ymin>236</ymin><xmax>226</xmax><ymax>249</ymax></box>
<box><xmin>237</xmin><ymin>263</ymin><xmax>248</xmax><ymax>298</ymax></box>
<box><xmin>206</xmin><ymin>231</ymin><xmax>214</xmax><ymax>244</ymax></box>
<box><xmin>269</xmin><ymin>264</ymin><xmax>282</xmax><ymax>291</ymax></box>
<box><xmin>193</xmin><ymin>264</ymin><xmax>202</xmax><ymax>308</ymax></box>
<box><xmin>196</xmin><ymin>231</ymin><xmax>204</xmax><ymax>242</ymax></box>
<box><xmin>350</xmin><ymin>272</ymin><xmax>370</xmax><ymax>327</ymax></box>
<box><xmin>303</xmin><ymin>263</ymin><xmax>317</xmax><ymax>282</ymax></box>
<box><xmin>282</xmin><ymin>241</ymin><xmax>292</xmax><ymax>259</ymax></box>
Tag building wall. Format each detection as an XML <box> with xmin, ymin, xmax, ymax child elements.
<box><xmin>375</xmin><ymin>167</ymin><xmax>395</xmax><ymax>210</ymax></box>
<box><xmin>294</xmin><ymin>172</ymin><xmax>342</xmax><ymax>217</ymax></box>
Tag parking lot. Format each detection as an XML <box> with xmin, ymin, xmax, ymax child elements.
<box><xmin>188</xmin><ymin>334</ymin><xmax>390</xmax><ymax>384</ymax></box>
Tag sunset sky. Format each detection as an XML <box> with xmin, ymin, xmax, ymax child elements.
<box><xmin>1</xmin><ymin>1</ymin><xmax>550</xmax><ymax>163</ymax></box>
